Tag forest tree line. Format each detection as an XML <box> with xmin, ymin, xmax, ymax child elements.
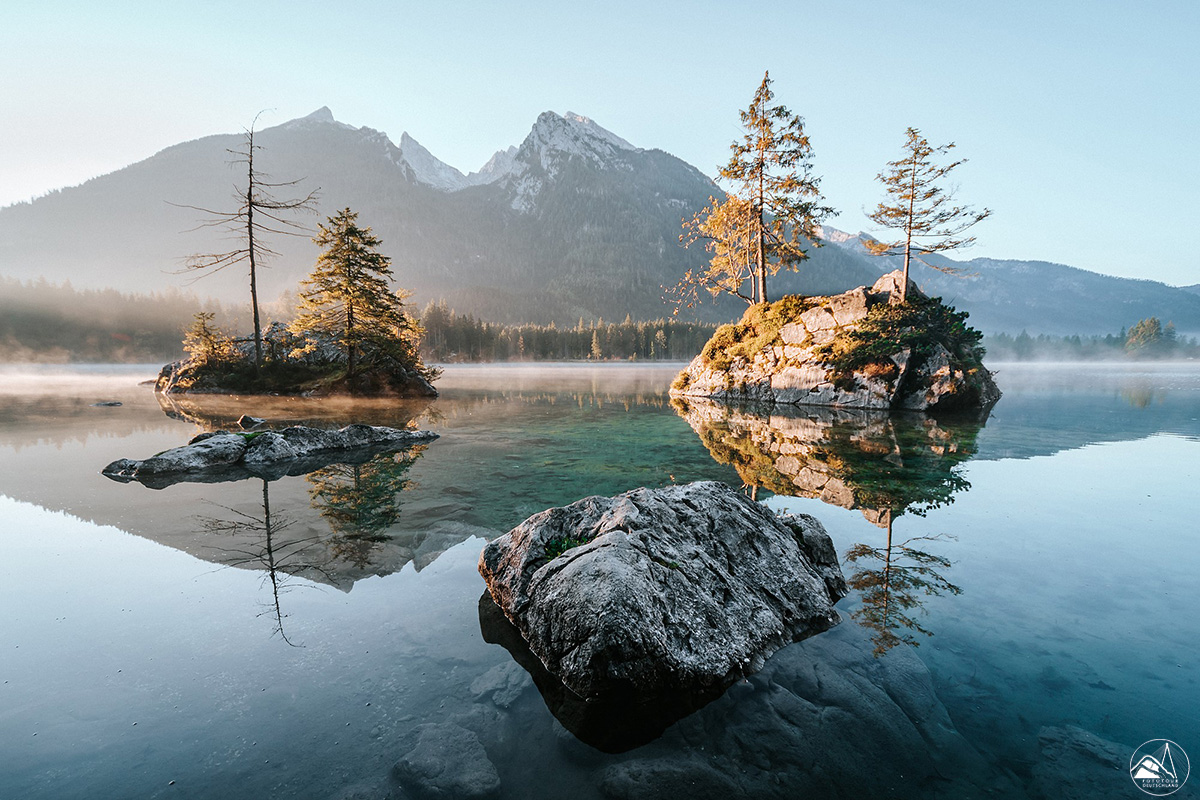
<box><xmin>418</xmin><ymin>300</ymin><xmax>717</xmax><ymax>362</ymax></box>
<box><xmin>983</xmin><ymin>319</ymin><xmax>1199</xmax><ymax>361</ymax></box>
<box><xmin>3</xmin><ymin>277</ymin><xmax>1196</xmax><ymax>364</ymax></box>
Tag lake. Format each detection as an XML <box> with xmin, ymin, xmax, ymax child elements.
<box><xmin>1</xmin><ymin>362</ymin><xmax>1197</xmax><ymax>799</ymax></box>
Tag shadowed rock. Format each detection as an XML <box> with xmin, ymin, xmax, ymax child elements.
<box><xmin>102</xmin><ymin>424</ymin><xmax>437</xmax><ymax>489</ymax></box>
<box><xmin>479</xmin><ymin>481</ymin><xmax>846</xmax><ymax>701</ymax></box>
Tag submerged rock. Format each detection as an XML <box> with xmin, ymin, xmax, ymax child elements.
<box><xmin>478</xmin><ymin>481</ymin><xmax>846</xmax><ymax>701</ymax></box>
<box><xmin>1031</xmin><ymin>726</ymin><xmax>1130</xmax><ymax>800</ymax></box>
<box><xmin>393</xmin><ymin>722</ymin><xmax>501</xmax><ymax>799</ymax></box>
<box><xmin>670</xmin><ymin>271</ymin><xmax>1000</xmax><ymax>412</ymax></box>
<box><xmin>101</xmin><ymin>424</ymin><xmax>437</xmax><ymax>489</ymax></box>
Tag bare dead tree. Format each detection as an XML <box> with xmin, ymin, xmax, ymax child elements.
<box><xmin>172</xmin><ymin>112</ymin><xmax>318</xmax><ymax>370</ymax></box>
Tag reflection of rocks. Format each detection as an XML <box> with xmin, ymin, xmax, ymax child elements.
<box><xmin>1031</xmin><ymin>726</ymin><xmax>1130</xmax><ymax>800</ymax></box>
<box><xmin>675</xmin><ymin>397</ymin><xmax>975</xmax><ymax>656</ymax></box>
<box><xmin>393</xmin><ymin>722</ymin><xmax>501</xmax><ymax>799</ymax></box>
<box><xmin>674</xmin><ymin>396</ymin><xmax>981</xmax><ymax>524</ymax></box>
<box><xmin>480</xmin><ymin>482</ymin><xmax>846</xmax><ymax>700</ymax></box>
<box><xmin>102</xmin><ymin>424</ymin><xmax>437</xmax><ymax>489</ymax></box>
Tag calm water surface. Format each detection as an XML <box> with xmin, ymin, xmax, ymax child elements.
<box><xmin>0</xmin><ymin>362</ymin><xmax>1197</xmax><ymax>798</ymax></box>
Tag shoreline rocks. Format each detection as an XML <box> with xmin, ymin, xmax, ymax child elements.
<box><xmin>102</xmin><ymin>423</ymin><xmax>437</xmax><ymax>489</ymax></box>
<box><xmin>478</xmin><ymin>481</ymin><xmax>846</xmax><ymax>701</ymax></box>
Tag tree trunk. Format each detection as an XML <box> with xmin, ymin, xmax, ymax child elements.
<box><xmin>902</xmin><ymin>159</ymin><xmax>917</xmax><ymax>304</ymax></box>
<box><xmin>756</xmin><ymin>157</ymin><xmax>766</xmax><ymax>304</ymax></box>
<box><xmin>247</xmin><ymin>135</ymin><xmax>263</xmax><ymax>371</ymax></box>
<box><xmin>346</xmin><ymin>301</ymin><xmax>356</xmax><ymax>383</ymax></box>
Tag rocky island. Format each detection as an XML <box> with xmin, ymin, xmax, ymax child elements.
<box><xmin>670</xmin><ymin>271</ymin><xmax>1000</xmax><ymax>413</ymax></box>
<box><xmin>103</xmin><ymin>423</ymin><xmax>437</xmax><ymax>488</ymax></box>
<box><xmin>155</xmin><ymin>321</ymin><xmax>439</xmax><ymax>398</ymax></box>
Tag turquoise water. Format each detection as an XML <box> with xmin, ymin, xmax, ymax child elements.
<box><xmin>0</xmin><ymin>362</ymin><xmax>1197</xmax><ymax>798</ymax></box>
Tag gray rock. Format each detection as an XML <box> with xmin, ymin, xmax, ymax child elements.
<box><xmin>101</xmin><ymin>424</ymin><xmax>437</xmax><ymax>488</ymax></box>
<box><xmin>135</xmin><ymin>433</ymin><xmax>248</xmax><ymax>477</ymax></box>
<box><xmin>1031</xmin><ymin>726</ymin><xmax>1132</xmax><ymax>800</ymax></box>
<box><xmin>241</xmin><ymin>432</ymin><xmax>297</xmax><ymax>464</ymax></box>
<box><xmin>469</xmin><ymin>661</ymin><xmax>532</xmax><ymax>710</ymax></box>
<box><xmin>237</xmin><ymin>414</ymin><xmax>265</xmax><ymax>428</ymax></box>
<box><xmin>478</xmin><ymin>481</ymin><xmax>845</xmax><ymax>699</ymax></box>
<box><xmin>393</xmin><ymin>722</ymin><xmax>500</xmax><ymax>799</ymax></box>
<box><xmin>91</xmin><ymin>401</ymin><xmax>123</xmax><ymax>407</ymax></box>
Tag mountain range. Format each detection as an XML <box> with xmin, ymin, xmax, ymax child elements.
<box><xmin>1</xmin><ymin>107</ymin><xmax>1197</xmax><ymax>334</ymax></box>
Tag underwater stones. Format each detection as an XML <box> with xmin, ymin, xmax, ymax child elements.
<box><xmin>101</xmin><ymin>424</ymin><xmax>437</xmax><ymax>487</ymax></box>
<box><xmin>1031</xmin><ymin>726</ymin><xmax>1130</xmax><ymax>800</ymax></box>
<box><xmin>392</xmin><ymin>722</ymin><xmax>501</xmax><ymax>799</ymax></box>
<box><xmin>478</xmin><ymin>481</ymin><xmax>846</xmax><ymax>700</ymax></box>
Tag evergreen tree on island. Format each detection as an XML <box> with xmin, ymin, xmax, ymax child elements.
<box><xmin>865</xmin><ymin>128</ymin><xmax>991</xmax><ymax>303</ymax></box>
<box><xmin>290</xmin><ymin>208</ymin><xmax>431</xmax><ymax>387</ymax></box>
<box><xmin>676</xmin><ymin>71</ymin><xmax>834</xmax><ymax>309</ymax></box>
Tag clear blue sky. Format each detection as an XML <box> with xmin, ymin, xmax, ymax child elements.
<box><xmin>2</xmin><ymin>0</ymin><xmax>1196</xmax><ymax>285</ymax></box>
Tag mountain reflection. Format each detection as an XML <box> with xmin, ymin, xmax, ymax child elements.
<box><xmin>186</xmin><ymin>443</ymin><xmax>480</xmax><ymax>641</ymax></box>
<box><xmin>673</xmin><ymin>397</ymin><xmax>980</xmax><ymax>654</ymax></box>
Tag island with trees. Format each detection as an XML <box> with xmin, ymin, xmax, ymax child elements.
<box><xmin>670</xmin><ymin>72</ymin><xmax>1000</xmax><ymax>413</ymax></box>
<box><xmin>157</xmin><ymin>207</ymin><xmax>438</xmax><ymax>397</ymax></box>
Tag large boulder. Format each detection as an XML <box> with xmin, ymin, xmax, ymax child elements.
<box><xmin>478</xmin><ymin>481</ymin><xmax>847</xmax><ymax>700</ymax></box>
<box><xmin>670</xmin><ymin>271</ymin><xmax>1000</xmax><ymax>413</ymax></box>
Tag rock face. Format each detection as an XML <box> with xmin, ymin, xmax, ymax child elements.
<box><xmin>102</xmin><ymin>424</ymin><xmax>437</xmax><ymax>488</ymax></box>
<box><xmin>478</xmin><ymin>481</ymin><xmax>847</xmax><ymax>700</ymax></box>
<box><xmin>670</xmin><ymin>271</ymin><xmax>1001</xmax><ymax>412</ymax></box>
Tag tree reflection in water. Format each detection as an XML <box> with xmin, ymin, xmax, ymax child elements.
<box><xmin>306</xmin><ymin>446</ymin><xmax>427</xmax><ymax>569</ymax></box>
<box><xmin>199</xmin><ymin>479</ymin><xmax>335</xmax><ymax>646</ymax></box>
<box><xmin>194</xmin><ymin>445</ymin><xmax>427</xmax><ymax>644</ymax></box>
<box><xmin>674</xmin><ymin>396</ymin><xmax>981</xmax><ymax>654</ymax></box>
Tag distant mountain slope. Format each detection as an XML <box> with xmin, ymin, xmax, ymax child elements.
<box><xmin>0</xmin><ymin>108</ymin><xmax>872</xmax><ymax>325</ymax></box>
<box><xmin>822</xmin><ymin>231</ymin><xmax>1200</xmax><ymax>336</ymax></box>
<box><xmin>1</xmin><ymin>109</ymin><xmax>1195</xmax><ymax>333</ymax></box>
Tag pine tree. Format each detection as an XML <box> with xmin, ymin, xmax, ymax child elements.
<box><xmin>676</xmin><ymin>71</ymin><xmax>834</xmax><ymax>309</ymax></box>
<box><xmin>289</xmin><ymin>208</ymin><xmax>424</xmax><ymax>382</ymax></box>
<box><xmin>865</xmin><ymin>128</ymin><xmax>991</xmax><ymax>303</ymax></box>
<box><xmin>182</xmin><ymin>311</ymin><xmax>231</xmax><ymax>365</ymax></box>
